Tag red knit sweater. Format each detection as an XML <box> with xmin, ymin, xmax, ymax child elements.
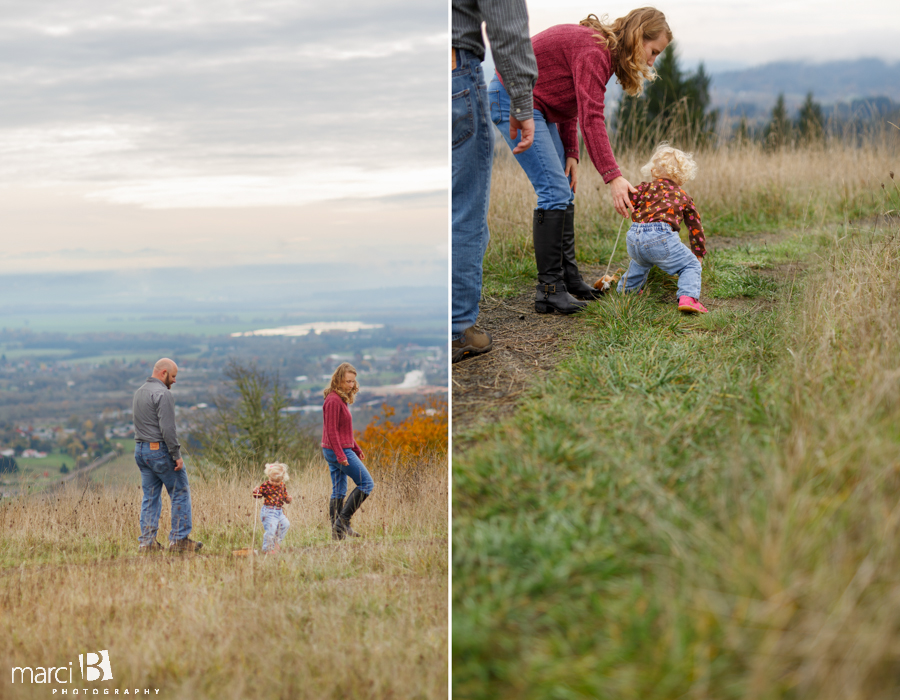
<box><xmin>321</xmin><ymin>391</ymin><xmax>362</xmax><ymax>458</ymax></box>
<box><xmin>530</xmin><ymin>24</ymin><xmax>621</xmax><ymax>184</ymax></box>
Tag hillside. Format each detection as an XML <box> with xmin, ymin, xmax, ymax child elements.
<box><xmin>710</xmin><ymin>57</ymin><xmax>900</xmax><ymax>116</ymax></box>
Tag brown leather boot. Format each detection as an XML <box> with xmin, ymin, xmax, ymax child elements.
<box><xmin>452</xmin><ymin>326</ymin><xmax>493</xmax><ymax>363</ymax></box>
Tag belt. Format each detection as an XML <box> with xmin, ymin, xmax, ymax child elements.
<box><xmin>451</xmin><ymin>47</ymin><xmax>457</xmax><ymax>70</ymax></box>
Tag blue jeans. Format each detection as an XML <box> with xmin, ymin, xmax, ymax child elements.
<box><xmin>452</xmin><ymin>48</ymin><xmax>494</xmax><ymax>340</ymax></box>
<box><xmin>617</xmin><ymin>222</ymin><xmax>703</xmax><ymax>299</ymax></box>
<box><xmin>260</xmin><ymin>505</ymin><xmax>290</xmax><ymax>552</ymax></box>
<box><xmin>323</xmin><ymin>448</ymin><xmax>374</xmax><ymax>499</ymax></box>
<box><xmin>134</xmin><ymin>442</ymin><xmax>192</xmax><ymax>545</ymax></box>
<box><xmin>488</xmin><ymin>76</ymin><xmax>574</xmax><ymax>211</ymax></box>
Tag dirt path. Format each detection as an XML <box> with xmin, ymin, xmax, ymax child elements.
<box><xmin>452</xmin><ymin>268</ymin><xmax>603</xmax><ymax>436</ymax></box>
<box><xmin>452</xmin><ymin>233</ymin><xmax>800</xmax><ymax>437</ymax></box>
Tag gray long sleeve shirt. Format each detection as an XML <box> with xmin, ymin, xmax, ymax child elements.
<box><xmin>133</xmin><ymin>377</ymin><xmax>181</xmax><ymax>460</ymax></box>
<box><xmin>452</xmin><ymin>0</ymin><xmax>538</xmax><ymax>120</ymax></box>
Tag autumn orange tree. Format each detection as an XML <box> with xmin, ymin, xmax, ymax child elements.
<box><xmin>357</xmin><ymin>396</ymin><xmax>448</xmax><ymax>466</ymax></box>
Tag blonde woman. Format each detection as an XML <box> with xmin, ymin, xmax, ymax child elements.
<box><xmin>321</xmin><ymin>363</ymin><xmax>374</xmax><ymax>540</ymax></box>
<box><xmin>488</xmin><ymin>8</ymin><xmax>672</xmax><ymax>313</ymax></box>
<box><xmin>617</xmin><ymin>143</ymin><xmax>708</xmax><ymax>313</ymax></box>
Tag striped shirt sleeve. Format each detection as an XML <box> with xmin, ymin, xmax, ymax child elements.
<box><xmin>452</xmin><ymin>0</ymin><xmax>537</xmax><ymax>120</ymax></box>
<box><xmin>482</xmin><ymin>0</ymin><xmax>538</xmax><ymax>120</ymax></box>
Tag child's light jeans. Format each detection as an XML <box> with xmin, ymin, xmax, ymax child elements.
<box><xmin>260</xmin><ymin>505</ymin><xmax>290</xmax><ymax>552</ymax></box>
<box><xmin>617</xmin><ymin>222</ymin><xmax>702</xmax><ymax>299</ymax></box>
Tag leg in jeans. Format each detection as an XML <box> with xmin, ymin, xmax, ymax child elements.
<box><xmin>275</xmin><ymin>512</ymin><xmax>290</xmax><ymax>546</ymax></box>
<box><xmin>322</xmin><ymin>446</ymin><xmax>374</xmax><ymax>494</ymax></box>
<box><xmin>260</xmin><ymin>506</ymin><xmax>279</xmax><ymax>551</ymax></box>
<box><xmin>488</xmin><ymin>76</ymin><xmax>573</xmax><ymax>211</ymax></box>
<box><xmin>616</xmin><ymin>223</ymin><xmax>702</xmax><ymax>299</ymax></box>
<box><xmin>136</xmin><ymin>442</ymin><xmax>192</xmax><ymax>543</ymax></box>
<box><xmin>334</xmin><ymin>448</ymin><xmax>374</xmax><ymax>494</ymax></box>
<box><xmin>656</xmin><ymin>238</ymin><xmax>702</xmax><ymax>299</ymax></box>
<box><xmin>617</xmin><ymin>225</ymin><xmax>656</xmax><ymax>293</ymax></box>
<box><xmin>135</xmin><ymin>444</ymin><xmax>163</xmax><ymax>546</ymax></box>
<box><xmin>323</xmin><ymin>448</ymin><xmax>348</xmax><ymax>499</ymax></box>
<box><xmin>489</xmin><ymin>75</ymin><xmax>587</xmax><ymax>314</ymax></box>
<box><xmin>166</xmin><ymin>469</ymin><xmax>192</xmax><ymax>542</ymax></box>
<box><xmin>452</xmin><ymin>48</ymin><xmax>494</xmax><ymax>340</ymax></box>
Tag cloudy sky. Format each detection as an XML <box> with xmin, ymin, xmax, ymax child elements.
<box><xmin>0</xmin><ymin>0</ymin><xmax>447</xmax><ymax>276</ymax></box>
<box><xmin>522</xmin><ymin>0</ymin><xmax>900</xmax><ymax>70</ymax></box>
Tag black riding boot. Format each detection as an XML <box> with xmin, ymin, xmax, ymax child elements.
<box><xmin>330</xmin><ymin>496</ymin><xmax>361</xmax><ymax>539</ymax></box>
<box><xmin>333</xmin><ymin>488</ymin><xmax>369</xmax><ymax>540</ymax></box>
<box><xmin>533</xmin><ymin>208</ymin><xmax>587</xmax><ymax>314</ymax></box>
<box><xmin>562</xmin><ymin>204</ymin><xmax>603</xmax><ymax>300</ymax></box>
<box><xmin>329</xmin><ymin>498</ymin><xmax>343</xmax><ymax>540</ymax></box>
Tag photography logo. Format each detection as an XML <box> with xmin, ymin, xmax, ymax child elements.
<box><xmin>11</xmin><ymin>649</ymin><xmax>113</xmax><ymax>684</ymax></box>
<box><xmin>79</xmin><ymin>650</ymin><xmax>113</xmax><ymax>682</ymax></box>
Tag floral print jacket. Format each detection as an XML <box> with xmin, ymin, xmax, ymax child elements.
<box><xmin>629</xmin><ymin>178</ymin><xmax>706</xmax><ymax>258</ymax></box>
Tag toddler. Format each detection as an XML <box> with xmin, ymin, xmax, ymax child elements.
<box><xmin>252</xmin><ymin>462</ymin><xmax>292</xmax><ymax>553</ymax></box>
<box><xmin>617</xmin><ymin>143</ymin><xmax>708</xmax><ymax>313</ymax></box>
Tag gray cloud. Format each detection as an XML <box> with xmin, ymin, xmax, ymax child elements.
<box><xmin>0</xmin><ymin>0</ymin><xmax>448</xmax><ymax>207</ymax></box>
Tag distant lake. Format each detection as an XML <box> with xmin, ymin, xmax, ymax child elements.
<box><xmin>231</xmin><ymin>321</ymin><xmax>385</xmax><ymax>338</ymax></box>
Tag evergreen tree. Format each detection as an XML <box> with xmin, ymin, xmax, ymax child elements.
<box><xmin>765</xmin><ymin>93</ymin><xmax>793</xmax><ymax>150</ymax></box>
<box><xmin>797</xmin><ymin>92</ymin><xmax>824</xmax><ymax>143</ymax></box>
<box><xmin>614</xmin><ymin>42</ymin><xmax>719</xmax><ymax>150</ymax></box>
<box><xmin>683</xmin><ymin>63</ymin><xmax>719</xmax><ymax>140</ymax></box>
<box><xmin>736</xmin><ymin>115</ymin><xmax>751</xmax><ymax>144</ymax></box>
<box><xmin>0</xmin><ymin>456</ymin><xmax>18</xmax><ymax>473</ymax></box>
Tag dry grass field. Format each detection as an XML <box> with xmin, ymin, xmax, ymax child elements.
<box><xmin>1</xmin><ymin>455</ymin><xmax>448</xmax><ymax>699</ymax></box>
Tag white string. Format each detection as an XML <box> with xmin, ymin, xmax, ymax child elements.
<box><xmin>604</xmin><ymin>216</ymin><xmax>627</xmax><ymax>278</ymax></box>
<box><xmin>251</xmin><ymin>494</ymin><xmax>259</xmax><ymax>554</ymax></box>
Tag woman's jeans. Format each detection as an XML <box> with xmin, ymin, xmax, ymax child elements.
<box><xmin>134</xmin><ymin>441</ymin><xmax>192</xmax><ymax>545</ymax></box>
<box><xmin>488</xmin><ymin>75</ymin><xmax>574</xmax><ymax>211</ymax></box>
<box><xmin>452</xmin><ymin>47</ymin><xmax>494</xmax><ymax>340</ymax></box>
<box><xmin>617</xmin><ymin>222</ymin><xmax>703</xmax><ymax>299</ymax></box>
<box><xmin>260</xmin><ymin>505</ymin><xmax>290</xmax><ymax>552</ymax></box>
<box><xmin>323</xmin><ymin>448</ymin><xmax>374</xmax><ymax>499</ymax></box>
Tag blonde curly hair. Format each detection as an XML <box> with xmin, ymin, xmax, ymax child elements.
<box><xmin>640</xmin><ymin>143</ymin><xmax>697</xmax><ymax>186</ymax></box>
<box><xmin>264</xmin><ymin>462</ymin><xmax>289</xmax><ymax>483</ymax></box>
<box><xmin>579</xmin><ymin>8</ymin><xmax>672</xmax><ymax>97</ymax></box>
<box><xmin>323</xmin><ymin>362</ymin><xmax>359</xmax><ymax>405</ymax></box>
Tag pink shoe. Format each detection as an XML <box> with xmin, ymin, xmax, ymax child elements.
<box><xmin>678</xmin><ymin>296</ymin><xmax>708</xmax><ymax>314</ymax></box>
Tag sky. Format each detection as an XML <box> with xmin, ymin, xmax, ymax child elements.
<box><xmin>519</xmin><ymin>0</ymin><xmax>900</xmax><ymax>71</ymax></box>
<box><xmin>0</xmin><ymin>0</ymin><xmax>448</xmax><ymax>277</ymax></box>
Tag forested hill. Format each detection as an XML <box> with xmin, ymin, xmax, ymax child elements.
<box><xmin>710</xmin><ymin>57</ymin><xmax>900</xmax><ymax>113</ymax></box>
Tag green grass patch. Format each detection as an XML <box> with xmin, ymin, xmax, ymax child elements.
<box><xmin>454</xmin><ymin>224</ymin><xmax>900</xmax><ymax>698</ymax></box>
<box><xmin>482</xmin><ymin>230</ymin><xmax>536</xmax><ymax>298</ymax></box>
<box><xmin>454</xmin><ymin>274</ymin><xmax>787</xmax><ymax>698</ymax></box>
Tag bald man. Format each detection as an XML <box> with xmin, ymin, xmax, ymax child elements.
<box><xmin>133</xmin><ymin>358</ymin><xmax>202</xmax><ymax>553</ymax></box>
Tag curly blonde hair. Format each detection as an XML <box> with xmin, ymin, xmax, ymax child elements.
<box><xmin>640</xmin><ymin>143</ymin><xmax>698</xmax><ymax>186</ymax></box>
<box><xmin>323</xmin><ymin>362</ymin><xmax>359</xmax><ymax>405</ymax></box>
<box><xmin>264</xmin><ymin>462</ymin><xmax>289</xmax><ymax>483</ymax></box>
<box><xmin>579</xmin><ymin>8</ymin><xmax>672</xmax><ymax>97</ymax></box>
